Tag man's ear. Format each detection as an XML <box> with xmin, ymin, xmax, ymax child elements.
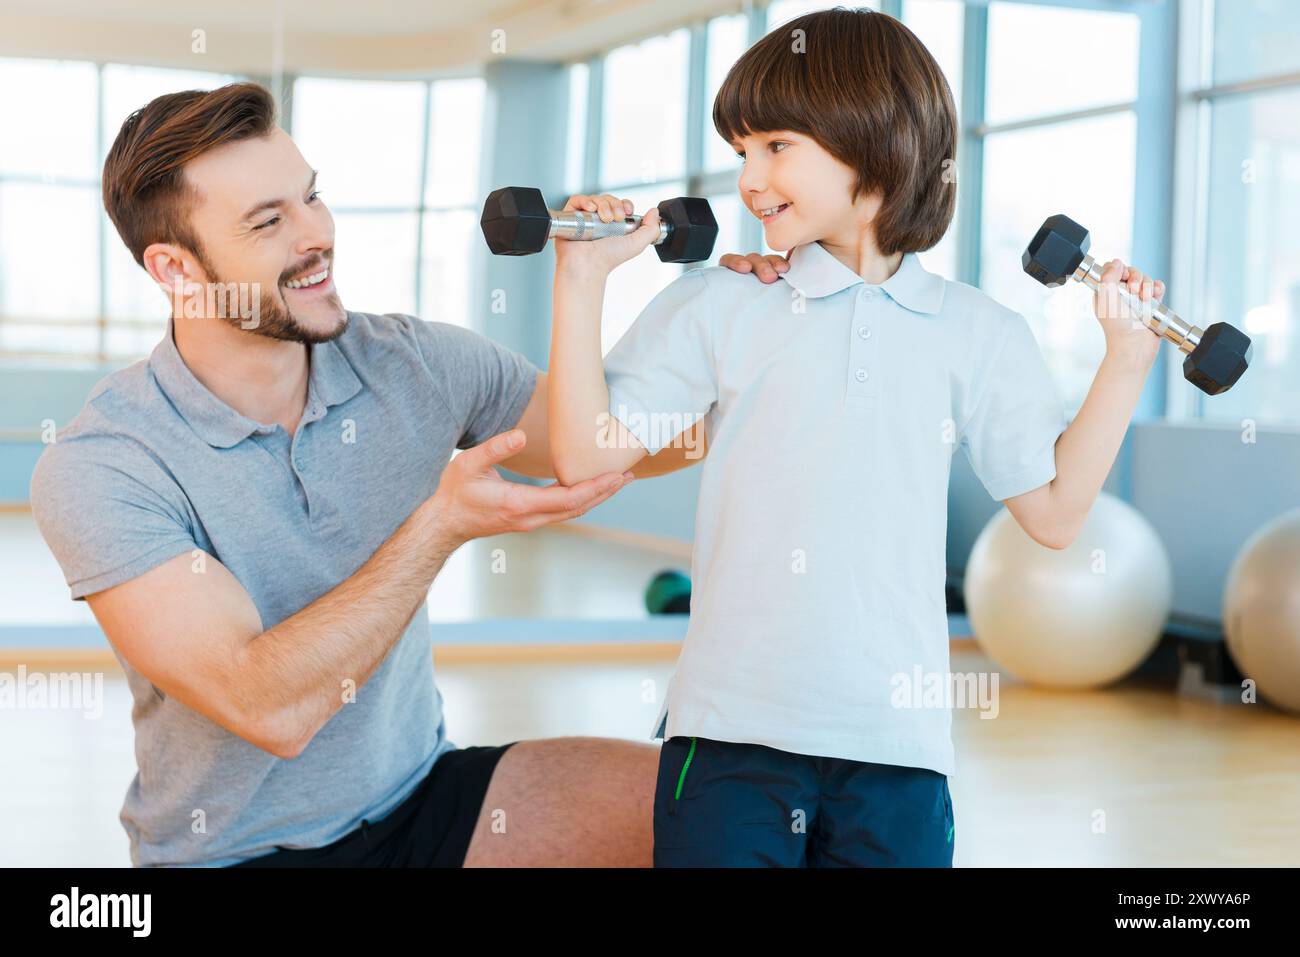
<box><xmin>143</xmin><ymin>243</ymin><xmax>202</xmax><ymax>296</ymax></box>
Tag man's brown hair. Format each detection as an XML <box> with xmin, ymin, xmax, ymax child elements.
<box><xmin>713</xmin><ymin>7</ymin><xmax>958</xmax><ymax>255</ymax></box>
<box><xmin>102</xmin><ymin>81</ymin><xmax>278</xmax><ymax>270</ymax></box>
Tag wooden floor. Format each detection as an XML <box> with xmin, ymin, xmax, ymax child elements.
<box><xmin>2</xmin><ymin>644</ymin><xmax>1298</xmax><ymax>867</ymax></box>
<box><xmin>2</xmin><ymin>512</ymin><xmax>1298</xmax><ymax>867</ymax></box>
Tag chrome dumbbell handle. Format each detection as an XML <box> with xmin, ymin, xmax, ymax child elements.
<box><xmin>548</xmin><ymin>210</ymin><xmax>671</xmax><ymax>246</ymax></box>
<box><xmin>1073</xmin><ymin>254</ymin><xmax>1202</xmax><ymax>356</ymax></box>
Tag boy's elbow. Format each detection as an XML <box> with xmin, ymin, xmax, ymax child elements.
<box><xmin>552</xmin><ymin>455</ymin><xmax>608</xmax><ymax>488</ymax></box>
<box><xmin>551</xmin><ymin>452</ymin><xmax>595</xmax><ymax>487</ymax></box>
<box><xmin>1041</xmin><ymin>516</ymin><xmax>1079</xmax><ymax>550</ymax></box>
<box><xmin>551</xmin><ymin>424</ymin><xmax>622</xmax><ymax>486</ymax></box>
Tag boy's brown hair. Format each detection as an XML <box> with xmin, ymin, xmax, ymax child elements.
<box><xmin>102</xmin><ymin>81</ymin><xmax>278</xmax><ymax>270</ymax></box>
<box><xmin>713</xmin><ymin>7</ymin><xmax>957</xmax><ymax>255</ymax></box>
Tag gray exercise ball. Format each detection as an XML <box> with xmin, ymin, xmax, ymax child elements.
<box><xmin>1223</xmin><ymin>507</ymin><xmax>1300</xmax><ymax>714</ymax></box>
<box><xmin>964</xmin><ymin>491</ymin><xmax>1173</xmax><ymax>688</ymax></box>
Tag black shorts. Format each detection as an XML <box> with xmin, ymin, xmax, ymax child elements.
<box><xmin>654</xmin><ymin>736</ymin><xmax>953</xmax><ymax>867</ymax></box>
<box><xmin>229</xmin><ymin>743</ymin><xmax>516</xmax><ymax>868</ymax></box>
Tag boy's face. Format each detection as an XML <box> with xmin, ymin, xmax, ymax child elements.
<box><xmin>146</xmin><ymin>126</ymin><xmax>347</xmax><ymax>343</ymax></box>
<box><xmin>732</xmin><ymin>129</ymin><xmax>884</xmax><ymax>254</ymax></box>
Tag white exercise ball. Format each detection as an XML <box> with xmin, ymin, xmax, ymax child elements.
<box><xmin>964</xmin><ymin>492</ymin><xmax>1173</xmax><ymax>688</ymax></box>
<box><xmin>1223</xmin><ymin>507</ymin><xmax>1300</xmax><ymax>714</ymax></box>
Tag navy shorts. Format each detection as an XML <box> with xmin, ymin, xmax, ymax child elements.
<box><xmin>229</xmin><ymin>743</ymin><xmax>516</xmax><ymax>868</ymax></box>
<box><xmin>653</xmin><ymin>735</ymin><xmax>954</xmax><ymax>867</ymax></box>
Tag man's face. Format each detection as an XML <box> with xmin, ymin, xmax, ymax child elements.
<box><xmin>732</xmin><ymin>129</ymin><xmax>883</xmax><ymax>253</ymax></box>
<box><xmin>180</xmin><ymin>126</ymin><xmax>345</xmax><ymax>343</ymax></box>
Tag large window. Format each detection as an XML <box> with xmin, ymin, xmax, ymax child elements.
<box><xmin>902</xmin><ymin>0</ymin><xmax>964</xmax><ymax>278</ymax></box>
<box><xmin>12</xmin><ymin>3</ymin><xmax>1296</xmax><ymax>428</ymax></box>
<box><xmin>0</xmin><ymin>61</ymin><xmax>239</xmax><ymax>363</ymax></box>
<box><xmin>0</xmin><ymin>58</ymin><xmax>103</xmax><ymax>360</ymax></box>
<box><xmin>569</xmin><ymin>0</ymin><xmax>1297</xmax><ymax>426</ymax></box>
<box><xmin>600</xmin><ymin>31</ymin><xmax>688</xmax><ymax>187</ymax></box>
<box><xmin>288</xmin><ymin>75</ymin><xmax>484</xmax><ymax>331</ymax></box>
<box><xmin>977</xmin><ymin>3</ymin><xmax>1140</xmax><ymax>412</ymax></box>
<box><xmin>591</xmin><ymin>30</ymin><xmax>691</xmax><ymax>354</ymax></box>
<box><xmin>700</xmin><ymin>14</ymin><xmax>754</xmax><ymax>344</ymax></box>
<box><xmin>0</xmin><ymin>60</ymin><xmax>483</xmax><ymax>364</ymax></box>
<box><xmin>1172</xmin><ymin>0</ymin><xmax>1300</xmax><ymax>427</ymax></box>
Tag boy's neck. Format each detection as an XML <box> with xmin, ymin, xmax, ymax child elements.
<box><xmin>817</xmin><ymin>229</ymin><xmax>903</xmax><ymax>285</ymax></box>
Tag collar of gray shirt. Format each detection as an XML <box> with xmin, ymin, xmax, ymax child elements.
<box><xmin>150</xmin><ymin>315</ymin><xmax>363</xmax><ymax>449</ymax></box>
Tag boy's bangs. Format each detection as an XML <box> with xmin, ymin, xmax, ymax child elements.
<box><xmin>712</xmin><ymin>48</ymin><xmax>814</xmax><ymax>147</ymax></box>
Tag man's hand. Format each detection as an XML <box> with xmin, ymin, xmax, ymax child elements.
<box><xmin>433</xmin><ymin>428</ymin><xmax>632</xmax><ymax>544</ymax></box>
<box><xmin>719</xmin><ymin>252</ymin><xmax>790</xmax><ymax>283</ymax></box>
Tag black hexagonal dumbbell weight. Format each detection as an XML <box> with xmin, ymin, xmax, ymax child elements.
<box><xmin>480</xmin><ymin>186</ymin><xmax>719</xmax><ymax>264</ymax></box>
<box><xmin>1023</xmin><ymin>214</ymin><xmax>1253</xmax><ymax>395</ymax></box>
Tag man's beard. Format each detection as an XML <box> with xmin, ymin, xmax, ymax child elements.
<box><xmin>191</xmin><ymin>249</ymin><xmax>348</xmax><ymax>344</ymax></box>
<box><xmin>234</xmin><ymin>280</ymin><xmax>348</xmax><ymax>344</ymax></box>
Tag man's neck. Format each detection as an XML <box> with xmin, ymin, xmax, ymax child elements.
<box><xmin>172</xmin><ymin>314</ymin><xmax>311</xmax><ymax>436</ymax></box>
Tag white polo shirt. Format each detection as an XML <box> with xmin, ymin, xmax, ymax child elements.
<box><xmin>604</xmin><ymin>240</ymin><xmax>1067</xmax><ymax>776</ymax></box>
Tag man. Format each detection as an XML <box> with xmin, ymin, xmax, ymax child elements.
<box><xmin>30</xmin><ymin>81</ymin><xmax>770</xmax><ymax>867</ymax></box>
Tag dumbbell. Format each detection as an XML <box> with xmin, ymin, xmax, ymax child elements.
<box><xmin>1023</xmin><ymin>214</ymin><xmax>1252</xmax><ymax>395</ymax></box>
<box><xmin>480</xmin><ymin>186</ymin><xmax>719</xmax><ymax>264</ymax></box>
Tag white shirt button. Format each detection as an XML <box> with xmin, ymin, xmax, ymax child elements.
<box><xmin>858</xmin><ymin>326</ymin><xmax>871</xmax><ymax>339</ymax></box>
<box><xmin>854</xmin><ymin>368</ymin><xmax>868</xmax><ymax>382</ymax></box>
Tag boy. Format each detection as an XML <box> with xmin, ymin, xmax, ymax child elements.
<box><xmin>548</xmin><ymin>9</ymin><xmax>1163</xmax><ymax>866</ymax></box>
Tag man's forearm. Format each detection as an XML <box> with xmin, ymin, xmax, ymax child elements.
<box><xmin>1049</xmin><ymin>346</ymin><xmax>1157</xmax><ymax>543</ymax></box>
<box><xmin>237</xmin><ymin>496</ymin><xmax>462</xmax><ymax>757</ymax></box>
<box><xmin>549</xmin><ymin>264</ymin><xmax>643</xmax><ymax>484</ymax></box>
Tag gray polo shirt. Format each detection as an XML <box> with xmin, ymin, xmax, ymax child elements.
<box><xmin>29</xmin><ymin>310</ymin><xmax>539</xmax><ymax>866</ymax></box>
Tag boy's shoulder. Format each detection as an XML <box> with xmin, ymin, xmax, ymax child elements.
<box><xmin>683</xmin><ymin>263</ymin><xmax>798</xmax><ymax>309</ymax></box>
<box><xmin>936</xmin><ymin>275</ymin><xmax>1020</xmax><ymax>323</ymax></box>
<box><xmin>694</xmin><ymin>262</ymin><xmax>787</xmax><ymax>292</ymax></box>
<box><xmin>931</xmin><ymin>274</ymin><xmax>1032</xmax><ymax>350</ymax></box>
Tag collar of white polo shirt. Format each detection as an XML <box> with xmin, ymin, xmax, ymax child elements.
<box><xmin>780</xmin><ymin>240</ymin><xmax>946</xmax><ymax>315</ymax></box>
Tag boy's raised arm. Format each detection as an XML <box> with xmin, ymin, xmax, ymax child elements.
<box><xmin>548</xmin><ymin>194</ymin><xmax>664</xmax><ymax>486</ymax></box>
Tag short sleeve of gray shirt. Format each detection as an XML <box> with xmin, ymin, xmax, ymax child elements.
<box><xmin>402</xmin><ymin>316</ymin><xmax>541</xmax><ymax>450</ymax></box>
<box><xmin>31</xmin><ymin>435</ymin><xmax>201</xmax><ymax>601</ymax></box>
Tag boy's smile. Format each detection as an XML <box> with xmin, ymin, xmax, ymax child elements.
<box><xmin>757</xmin><ymin>202</ymin><xmax>792</xmax><ymax>224</ymax></box>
